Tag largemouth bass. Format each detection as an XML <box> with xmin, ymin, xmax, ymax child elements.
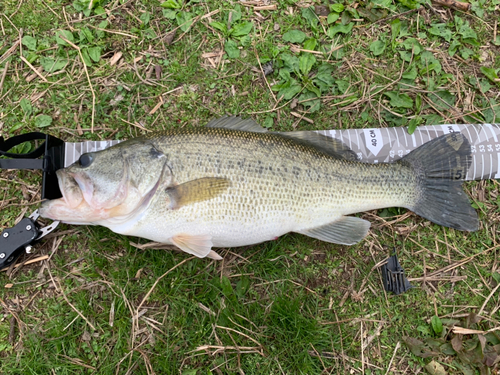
<box><xmin>40</xmin><ymin>116</ymin><xmax>478</xmax><ymax>260</ymax></box>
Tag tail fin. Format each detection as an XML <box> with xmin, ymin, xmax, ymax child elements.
<box><xmin>401</xmin><ymin>132</ymin><xmax>479</xmax><ymax>231</ymax></box>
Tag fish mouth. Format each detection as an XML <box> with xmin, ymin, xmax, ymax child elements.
<box><xmin>39</xmin><ymin>171</ymin><xmax>98</xmax><ymax>224</ymax></box>
<box><xmin>57</xmin><ymin>169</ymin><xmax>86</xmax><ymax>209</ymax></box>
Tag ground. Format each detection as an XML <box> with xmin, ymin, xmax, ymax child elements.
<box><xmin>0</xmin><ymin>0</ymin><xmax>499</xmax><ymax>374</ymax></box>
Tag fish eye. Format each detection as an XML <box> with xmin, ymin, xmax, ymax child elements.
<box><xmin>78</xmin><ymin>153</ymin><xmax>94</xmax><ymax>168</ymax></box>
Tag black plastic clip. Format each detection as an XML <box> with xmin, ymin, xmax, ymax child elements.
<box><xmin>381</xmin><ymin>253</ymin><xmax>413</xmax><ymax>295</ymax></box>
<box><xmin>0</xmin><ymin>210</ymin><xmax>59</xmax><ymax>270</ymax></box>
<box><xmin>0</xmin><ymin>132</ymin><xmax>65</xmax><ymax>199</ymax></box>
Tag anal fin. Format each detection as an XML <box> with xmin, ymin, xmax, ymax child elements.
<box><xmin>296</xmin><ymin>216</ymin><xmax>371</xmax><ymax>245</ymax></box>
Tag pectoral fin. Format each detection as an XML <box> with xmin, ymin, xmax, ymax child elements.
<box><xmin>167</xmin><ymin>177</ymin><xmax>230</xmax><ymax>209</ymax></box>
<box><xmin>297</xmin><ymin>216</ymin><xmax>371</xmax><ymax>245</ymax></box>
<box><xmin>171</xmin><ymin>233</ymin><xmax>222</xmax><ymax>259</ymax></box>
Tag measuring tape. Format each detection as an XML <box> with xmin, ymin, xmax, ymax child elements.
<box><xmin>63</xmin><ymin>123</ymin><xmax>500</xmax><ymax>181</ymax></box>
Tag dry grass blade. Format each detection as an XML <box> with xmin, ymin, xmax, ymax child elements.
<box><xmin>478</xmin><ymin>282</ymin><xmax>500</xmax><ymax>317</ymax></box>
<box><xmin>0</xmin><ymin>60</ymin><xmax>9</xmax><ymax>93</ymax></box>
<box><xmin>0</xmin><ymin>255</ymin><xmax>49</xmax><ymax>272</ymax></box>
<box><xmin>136</xmin><ymin>257</ymin><xmax>194</xmax><ymax>312</ymax></box>
<box><xmin>55</xmin><ymin>277</ymin><xmax>97</xmax><ymax>331</ymax></box>
<box><xmin>190</xmin><ymin>345</ymin><xmax>264</xmax><ymax>355</ymax></box>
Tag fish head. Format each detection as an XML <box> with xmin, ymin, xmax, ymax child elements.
<box><xmin>40</xmin><ymin>140</ymin><xmax>170</xmax><ymax>224</ymax></box>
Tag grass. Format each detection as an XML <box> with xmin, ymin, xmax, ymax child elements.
<box><xmin>1</xmin><ymin>0</ymin><xmax>500</xmax><ymax>374</ymax></box>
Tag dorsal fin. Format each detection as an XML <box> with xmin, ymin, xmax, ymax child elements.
<box><xmin>206</xmin><ymin>115</ymin><xmax>268</xmax><ymax>133</ymax></box>
<box><xmin>277</xmin><ymin>131</ymin><xmax>358</xmax><ymax>160</ymax></box>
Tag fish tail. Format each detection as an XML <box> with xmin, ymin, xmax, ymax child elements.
<box><xmin>401</xmin><ymin>132</ymin><xmax>479</xmax><ymax>231</ymax></box>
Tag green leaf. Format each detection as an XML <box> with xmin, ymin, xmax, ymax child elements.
<box><xmin>419</xmin><ymin>51</ymin><xmax>442</xmax><ymax>74</ymax></box>
<box><xmin>210</xmin><ymin>21</ymin><xmax>227</xmax><ymax>34</ymax></box>
<box><xmin>81</xmin><ymin>48</ymin><xmax>92</xmax><ymax>66</ymax></box>
<box><xmin>458</xmin><ymin>24</ymin><xmax>477</xmax><ymax>40</ymax></box>
<box><xmin>372</xmin><ymin>0</ymin><xmax>393</xmax><ymax>8</ymax></box>
<box><xmin>298</xmin><ymin>90</ymin><xmax>321</xmax><ymax>112</ymax></box>
<box><xmin>239</xmin><ymin>34</ymin><xmax>251</xmax><ymax>47</ymax></box>
<box><xmin>436</xmin><ymin>90</ymin><xmax>456</xmax><ymax>109</ymax></box>
<box><xmin>431</xmin><ymin>315</ymin><xmax>443</xmax><ymax>336</ymax></box>
<box><xmin>327</xmin><ymin>12</ymin><xmax>340</xmax><ymax>24</ymax></box>
<box><xmin>399</xmin><ymin>50</ymin><xmax>412</xmax><ymax>62</ymax></box>
<box><xmin>80</xmin><ymin>27</ymin><xmax>94</xmax><ymax>43</ymax></box>
<box><xmin>220</xmin><ymin>276</ymin><xmax>236</xmax><ymax>302</ymax></box>
<box><xmin>224</xmin><ymin>39</ymin><xmax>240</xmax><ymax>58</ymax></box>
<box><xmin>391</xmin><ymin>19</ymin><xmax>401</xmax><ymax>41</ymax></box>
<box><xmin>403</xmin><ymin>38</ymin><xmax>422</xmax><ymax>54</ymax></box>
<box><xmin>280</xmin><ymin>53</ymin><xmax>299</xmax><ymax>72</ymax></box>
<box><xmin>279</xmin><ymin>68</ymin><xmax>291</xmax><ymax>81</ymax></box>
<box><xmin>460</xmin><ymin>47</ymin><xmax>474</xmax><ymax>60</ymax></box>
<box><xmin>385</xmin><ymin>91</ymin><xmax>413</xmax><ymax>109</ymax></box>
<box><xmin>478</xmin><ymin>78</ymin><xmax>492</xmax><ymax>93</ymax></box>
<box><xmin>303</xmin><ymin>38</ymin><xmax>317</xmax><ymax>51</ymax></box>
<box><xmin>35</xmin><ymin>114</ymin><xmax>53</xmax><ymax>128</ymax></box>
<box><xmin>55</xmin><ymin>30</ymin><xmax>74</xmax><ymax>46</ymax></box>
<box><xmin>283</xmin><ymin>30</ymin><xmax>306</xmax><ymax>43</ymax></box>
<box><xmin>313</xmin><ymin>63</ymin><xmax>335</xmax><ymax>93</ymax></box>
<box><xmin>301</xmin><ymin>7</ymin><xmax>318</xmax><ymax>30</ymax></box>
<box><xmin>407</xmin><ymin>116</ymin><xmax>422</xmax><ymax>134</ymax></box>
<box><xmin>263</xmin><ymin>116</ymin><xmax>274</xmax><ymax>129</ymax></box>
<box><xmin>72</xmin><ymin>0</ymin><xmax>89</xmax><ymax>12</ymax></box>
<box><xmin>162</xmin><ymin>8</ymin><xmax>178</xmax><ymax>19</ymax></box>
<box><xmin>336</xmin><ymin>79</ymin><xmax>349</xmax><ymax>94</ymax></box>
<box><xmin>357</xmin><ymin>7</ymin><xmax>388</xmax><ymax>22</ymax></box>
<box><xmin>448</xmin><ymin>39</ymin><xmax>461</xmax><ymax>56</ymax></box>
<box><xmin>299</xmin><ymin>53</ymin><xmax>316</xmax><ymax>76</ymax></box>
<box><xmin>230</xmin><ymin>5</ymin><xmax>242</xmax><ymax>24</ymax></box>
<box><xmin>369</xmin><ymin>40</ymin><xmax>386</xmax><ymax>56</ymax></box>
<box><xmin>428</xmin><ymin>23</ymin><xmax>452</xmax><ymax>42</ymax></box>
<box><xmin>402</xmin><ymin>66</ymin><xmax>417</xmax><ymax>80</ymax></box>
<box><xmin>416</xmin><ymin>93</ymin><xmax>422</xmax><ymax>114</ymax></box>
<box><xmin>341</xmin><ymin>11</ymin><xmax>352</xmax><ymax>25</ymax></box>
<box><xmin>396</xmin><ymin>0</ymin><xmax>419</xmax><ymax>9</ymax></box>
<box><xmin>140</xmin><ymin>12</ymin><xmax>151</xmax><ymax>26</ymax></box>
<box><xmin>480</xmin><ymin>67</ymin><xmax>499</xmax><ymax>84</ymax></box>
<box><xmin>235</xmin><ymin>276</ymin><xmax>250</xmax><ymax>298</ymax></box>
<box><xmin>161</xmin><ymin>0</ymin><xmax>181</xmax><ymax>9</ymax></box>
<box><xmin>20</xmin><ymin>98</ymin><xmax>33</xmax><ymax>116</ymax></box>
<box><xmin>40</xmin><ymin>57</ymin><xmax>68</xmax><ymax>72</ymax></box>
<box><xmin>22</xmin><ymin>36</ymin><xmax>37</xmax><ymax>51</ymax></box>
<box><xmin>231</xmin><ymin>21</ymin><xmax>253</xmax><ymax>37</ymax></box>
<box><xmin>88</xmin><ymin>47</ymin><xmax>101</xmax><ymax>63</ymax></box>
<box><xmin>176</xmin><ymin>11</ymin><xmax>193</xmax><ymax>32</ymax></box>
<box><xmin>274</xmin><ymin>79</ymin><xmax>302</xmax><ymax>100</ymax></box>
<box><xmin>327</xmin><ymin>22</ymin><xmax>353</xmax><ymax>38</ymax></box>
<box><xmin>97</xmin><ymin>21</ymin><xmax>108</xmax><ymax>38</ymax></box>
<box><xmin>94</xmin><ymin>6</ymin><xmax>105</xmax><ymax>15</ymax></box>
<box><xmin>330</xmin><ymin>3</ymin><xmax>345</xmax><ymax>12</ymax></box>
<box><xmin>492</xmin><ymin>272</ymin><xmax>500</xmax><ymax>283</ymax></box>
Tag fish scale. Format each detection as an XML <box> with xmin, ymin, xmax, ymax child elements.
<box><xmin>40</xmin><ymin>116</ymin><xmax>478</xmax><ymax>259</ymax></box>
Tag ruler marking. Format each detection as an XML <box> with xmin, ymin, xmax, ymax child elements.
<box><xmin>496</xmin><ymin>153</ymin><xmax>500</xmax><ymax>179</ymax></box>
<box><xmin>462</xmin><ymin>125</ymin><xmax>475</xmax><ymax>180</ymax></box>
<box><xmin>489</xmin><ymin>153</ymin><xmax>492</xmax><ymax>180</ymax></box>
